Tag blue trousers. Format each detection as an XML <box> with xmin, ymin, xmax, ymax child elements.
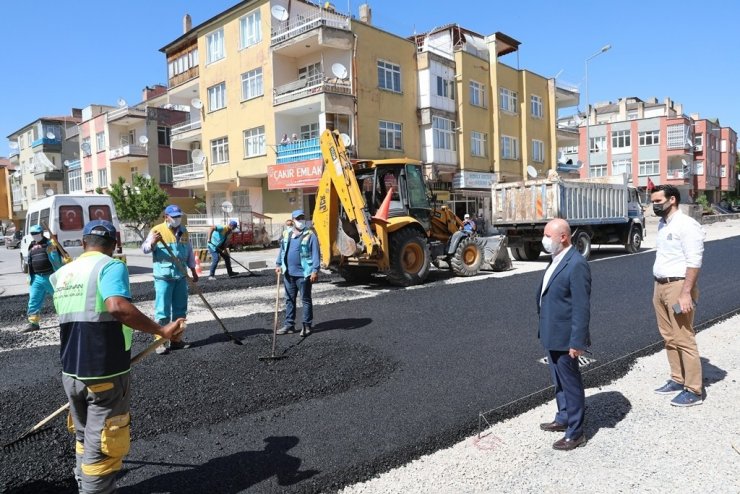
<box><xmin>208</xmin><ymin>246</ymin><xmax>234</xmax><ymax>276</ymax></box>
<box><xmin>154</xmin><ymin>277</ymin><xmax>188</xmax><ymax>325</ymax></box>
<box><xmin>547</xmin><ymin>350</ymin><xmax>585</xmax><ymax>440</ymax></box>
<box><xmin>283</xmin><ymin>274</ymin><xmax>313</xmax><ymax>327</ymax></box>
<box><xmin>27</xmin><ymin>273</ymin><xmax>54</xmax><ymax>324</ymax></box>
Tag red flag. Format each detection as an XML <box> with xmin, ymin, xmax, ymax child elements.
<box><xmin>647</xmin><ymin>177</ymin><xmax>655</xmax><ymax>191</ymax></box>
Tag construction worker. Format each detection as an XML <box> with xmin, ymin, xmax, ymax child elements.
<box><xmin>207</xmin><ymin>219</ymin><xmax>240</xmax><ymax>280</ymax></box>
<box><xmin>275</xmin><ymin>209</ymin><xmax>320</xmax><ymax>337</ymax></box>
<box><xmin>141</xmin><ymin>204</ymin><xmax>197</xmax><ymax>355</ymax></box>
<box><xmin>23</xmin><ymin>224</ymin><xmax>69</xmax><ymax>332</ymax></box>
<box><xmin>51</xmin><ymin>219</ymin><xmax>185</xmax><ymax>494</ymax></box>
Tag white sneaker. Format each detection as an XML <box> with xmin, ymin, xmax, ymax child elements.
<box><xmin>208</xmin><ymin>276</ymin><xmax>217</xmax><ymax>281</ymax></box>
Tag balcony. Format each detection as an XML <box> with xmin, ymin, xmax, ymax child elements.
<box><xmin>556</xmin><ymin>125</ymin><xmax>580</xmax><ymax>145</ymax></box>
<box><xmin>277</xmin><ymin>137</ymin><xmax>321</xmax><ymax>164</ymax></box>
<box><xmin>109</xmin><ymin>144</ymin><xmax>148</xmax><ymax>163</ymax></box>
<box><xmin>555</xmin><ymin>81</ymin><xmax>580</xmax><ymax>108</ymax></box>
<box><xmin>172</xmin><ymin>162</ymin><xmax>206</xmax><ymax>189</ymax></box>
<box><xmin>107</xmin><ymin>106</ymin><xmax>147</xmax><ymax>126</ymax></box>
<box><xmin>170</xmin><ymin>119</ymin><xmax>202</xmax><ymax>146</ymax></box>
<box><xmin>33</xmin><ymin>165</ymin><xmax>64</xmax><ymax>182</ymax></box>
<box><xmin>65</xmin><ymin>159</ymin><xmax>81</xmax><ymax>170</ymax></box>
<box><xmin>271</xmin><ymin>9</ymin><xmax>350</xmax><ymax>47</ymax></box>
<box><xmin>31</xmin><ymin>137</ymin><xmax>62</xmax><ymax>148</ymax></box>
<box><xmin>11</xmin><ymin>187</ymin><xmax>23</xmax><ymax>205</ymax></box>
<box><xmin>9</xmin><ymin>149</ymin><xmax>19</xmax><ymax>159</ymax></box>
<box><xmin>274</xmin><ymin>77</ymin><xmax>352</xmax><ymax>106</ymax></box>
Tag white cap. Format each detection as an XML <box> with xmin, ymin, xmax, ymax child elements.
<box><xmin>464</xmin><ymin>214</ymin><xmax>470</xmax><ymax>219</ymax></box>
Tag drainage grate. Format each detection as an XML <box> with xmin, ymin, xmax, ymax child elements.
<box><xmin>538</xmin><ymin>355</ymin><xmax>597</xmax><ymax>368</ymax></box>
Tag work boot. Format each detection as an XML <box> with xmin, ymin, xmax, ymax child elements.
<box><xmin>228</xmin><ymin>271</ymin><xmax>240</xmax><ymax>278</ymax></box>
<box><xmin>21</xmin><ymin>322</ymin><xmax>41</xmax><ymax>333</ymax></box>
<box><xmin>276</xmin><ymin>325</ymin><xmax>294</xmax><ymax>335</ymax></box>
<box><xmin>300</xmin><ymin>324</ymin><xmax>312</xmax><ymax>338</ymax></box>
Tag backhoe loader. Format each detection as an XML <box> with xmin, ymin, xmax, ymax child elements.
<box><xmin>312</xmin><ymin>130</ymin><xmax>511</xmax><ymax>286</ymax></box>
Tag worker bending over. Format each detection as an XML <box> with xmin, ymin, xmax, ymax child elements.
<box><xmin>207</xmin><ymin>220</ymin><xmax>240</xmax><ymax>280</ymax></box>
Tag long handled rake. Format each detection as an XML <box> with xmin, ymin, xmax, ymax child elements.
<box><xmin>259</xmin><ymin>271</ymin><xmax>287</xmax><ymax>361</ymax></box>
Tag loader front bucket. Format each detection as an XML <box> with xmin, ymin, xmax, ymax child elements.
<box><xmin>477</xmin><ymin>235</ymin><xmax>512</xmax><ymax>272</ymax></box>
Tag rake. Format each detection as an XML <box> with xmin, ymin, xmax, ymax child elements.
<box><xmin>259</xmin><ymin>271</ymin><xmax>288</xmax><ymax>361</ymax></box>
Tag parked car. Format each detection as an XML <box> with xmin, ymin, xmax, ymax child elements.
<box><xmin>5</xmin><ymin>230</ymin><xmax>22</xmax><ymax>249</ymax></box>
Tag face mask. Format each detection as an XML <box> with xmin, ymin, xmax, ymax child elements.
<box><xmin>541</xmin><ymin>236</ymin><xmax>561</xmax><ymax>255</ymax></box>
<box><xmin>32</xmin><ymin>234</ymin><xmax>43</xmax><ymax>242</ymax></box>
<box><xmin>293</xmin><ymin>220</ymin><xmax>305</xmax><ymax>230</ymax></box>
<box><xmin>652</xmin><ymin>201</ymin><xmax>670</xmax><ymax>217</ymax></box>
<box><xmin>168</xmin><ymin>218</ymin><xmax>182</xmax><ymax>228</ymax></box>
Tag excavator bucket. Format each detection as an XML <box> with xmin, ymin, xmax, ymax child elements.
<box><xmin>477</xmin><ymin>235</ymin><xmax>512</xmax><ymax>272</ymax></box>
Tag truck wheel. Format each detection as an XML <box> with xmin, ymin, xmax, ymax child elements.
<box><xmin>625</xmin><ymin>226</ymin><xmax>642</xmax><ymax>254</ymax></box>
<box><xmin>574</xmin><ymin>231</ymin><xmax>591</xmax><ymax>259</ymax></box>
<box><xmin>450</xmin><ymin>236</ymin><xmax>483</xmax><ymax>277</ymax></box>
<box><xmin>21</xmin><ymin>254</ymin><xmax>28</xmax><ymax>274</ymax></box>
<box><xmin>511</xmin><ymin>247</ymin><xmax>525</xmax><ymax>261</ymax></box>
<box><xmin>387</xmin><ymin>228</ymin><xmax>430</xmax><ymax>287</ymax></box>
<box><xmin>521</xmin><ymin>242</ymin><xmax>542</xmax><ymax>261</ymax></box>
<box><xmin>338</xmin><ymin>265</ymin><xmax>376</xmax><ymax>283</ymax></box>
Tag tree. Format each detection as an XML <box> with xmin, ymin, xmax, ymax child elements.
<box><xmin>106</xmin><ymin>174</ymin><xmax>169</xmax><ymax>240</ymax></box>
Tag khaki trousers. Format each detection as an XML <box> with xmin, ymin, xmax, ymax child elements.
<box><xmin>652</xmin><ymin>281</ymin><xmax>702</xmax><ymax>395</ymax></box>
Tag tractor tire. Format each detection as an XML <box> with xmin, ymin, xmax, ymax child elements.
<box><xmin>338</xmin><ymin>265</ymin><xmax>376</xmax><ymax>283</ymax></box>
<box><xmin>624</xmin><ymin>226</ymin><xmax>642</xmax><ymax>254</ymax></box>
<box><xmin>574</xmin><ymin>231</ymin><xmax>592</xmax><ymax>260</ymax></box>
<box><xmin>450</xmin><ymin>236</ymin><xmax>483</xmax><ymax>276</ymax></box>
<box><xmin>386</xmin><ymin>228</ymin><xmax>430</xmax><ymax>287</ymax></box>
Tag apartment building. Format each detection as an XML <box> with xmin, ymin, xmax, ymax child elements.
<box><xmin>0</xmin><ymin>157</ymin><xmax>15</xmax><ymax>229</ymax></box>
<box><xmin>559</xmin><ymin>96</ymin><xmax>737</xmax><ymax>203</ymax></box>
<box><xmin>6</xmin><ymin>113</ymin><xmax>80</xmax><ymax>226</ymax></box>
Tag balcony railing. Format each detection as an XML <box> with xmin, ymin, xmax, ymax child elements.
<box><xmin>9</xmin><ymin>149</ymin><xmax>19</xmax><ymax>158</ymax></box>
<box><xmin>172</xmin><ymin>162</ymin><xmax>205</xmax><ymax>182</ymax></box>
<box><xmin>171</xmin><ymin>119</ymin><xmax>202</xmax><ymax>136</ymax></box>
<box><xmin>186</xmin><ymin>215</ymin><xmax>240</xmax><ymax>228</ymax></box>
<box><xmin>277</xmin><ymin>137</ymin><xmax>321</xmax><ymax>164</ymax></box>
<box><xmin>11</xmin><ymin>187</ymin><xmax>23</xmax><ymax>205</ymax></box>
<box><xmin>271</xmin><ymin>9</ymin><xmax>350</xmax><ymax>45</ymax></box>
<box><xmin>109</xmin><ymin>144</ymin><xmax>147</xmax><ymax>160</ymax></box>
<box><xmin>107</xmin><ymin>106</ymin><xmax>146</xmax><ymax>122</ymax></box>
<box><xmin>274</xmin><ymin>77</ymin><xmax>351</xmax><ymax>105</ymax></box>
<box><xmin>31</xmin><ymin>137</ymin><xmax>62</xmax><ymax>147</ymax></box>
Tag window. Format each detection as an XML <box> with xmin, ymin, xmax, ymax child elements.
<box><xmin>667</xmin><ymin>124</ymin><xmax>687</xmax><ymax>149</ymax></box>
<box><xmin>130</xmin><ymin>167</ymin><xmax>139</xmax><ymax>182</ymax></box>
<box><xmin>611</xmin><ymin>130</ymin><xmax>631</xmax><ymax>149</ymax></box>
<box><xmin>470</xmin><ymin>81</ymin><xmax>486</xmax><ymax>108</ymax></box>
<box><xmin>168</xmin><ymin>49</ymin><xmax>198</xmax><ymax>78</ymax></box>
<box><xmin>298</xmin><ymin>62</ymin><xmax>322</xmax><ymax>84</ymax></box>
<box><xmin>59</xmin><ymin>206</ymin><xmax>83</xmax><ymax>231</ymax></box>
<box><xmin>95</xmin><ymin>132</ymin><xmax>106</xmax><ymax>152</ymax></box>
<box><xmin>721</xmin><ymin>139</ymin><xmax>727</xmax><ymax>152</ymax></box>
<box><xmin>406</xmin><ymin>164</ymin><xmax>431</xmax><ymax>209</ymax></box>
<box><xmin>530</xmin><ymin>95</ymin><xmax>543</xmax><ymax>118</ymax></box>
<box><xmin>239</xmin><ymin>10</ymin><xmax>262</xmax><ymax>49</ymax></box>
<box><xmin>300</xmin><ymin>123</ymin><xmax>319</xmax><ymax>140</ymax></box>
<box><xmin>377</xmin><ymin>60</ymin><xmax>401</xmax><ymax>92</ymax></box>
<box><xmin>211</xmin><ymin>137</ymin><xmax>229</xmax><ymax>164</ymax></box>
<box><xmin>627</xmin><ymin>110</ymin><xmax>639</xmax><ymax>120</ymax></box>
<box><xmin>694</xmin><ymin>161</ymin><xmax>704</xmax><ymax>175</ymax></box>
<box><xmin>638</xmin><ymin>160</ymin><xmax>659</xmax><ymax>176</ymax></box>
<box><xmin>206</xmin><ymin>28</ymin><xmax>225</xmax><ymax>64</ymax></box>
<box><xmin>68</xmin><ymin>169</ymin><xmax>82</xmax><ymax>192</ymax></box>
<box><xmin>89</xmin><ymin>205</ymin><xmax>111</xmax><ymax>222</ymax></box>
<box><xmin>207</xmin><ymin>82</ymin><xmax>226</xmax><ymax>112</ymax></box>
<box><xmin>39</xmin><ymin>208</ymin><xmax>50</xmax><ymax>229</ymax></box>
<box><xmin>231</xmin><ymin>189</ymin><xmax>250</xmax><ymax>209</ymax></box>
<box><xmin>638</xmin><ymin>130</ymin><xmax>660</xmax><ymax>146</ymax></box>
<box><xmin>560</xmin><ymin>145</ymin><xmax>578</xmax><ymax>154</ymax></box>
<box><xmin>589</xmin><ymin>135</ymin><xmax>606</xmax><ymax>153</ymax></box>
<box><xmin>471</xmin><ymin>131</ymin><xmax>487</xmax><ymax>157</ymax></box>
<box><xmin>97</xmin><ymin>169</ymin><xmax>108</xmax><ymax>188</ymax></box>
<box><xmin>241</xmin><ymin>68</ymin><xmax>263</xmax><ymax>100</ymax></box>
<box><xmin>84</xmin><ymin>172</ymin><xmax>93</xmax><ymax>190</ymax></box>
<box><xmin>157</xmin><ymin>127</ymin><xmax>171</xmax><ymax>146</ymax></box>
<box><xmin>721</xmin><ymin>165</ymin><xmax>727</xmax><ymax>178</ymax></box>
<box><xmin>243</xmin><ymin>126</ymin><xmax>265</xmax><ymax>157</ymax></box>
<box><xmin>82</xmin><ymin>137</ymin><xmax>92</xmax><ymax>156</ymax></box>
<box><xmin>379</xmin><ymin>120</ymin><xmax>402</xmax><ymax>150</ymax></box>
<box><xmin>159</xmin><ymin>164</ymin><xmax>173</xmax><ymax>183</ymax></box>
<box><xmin>589</xmin><ymin>165</ymin><xmax>607</xmax><ymax>177</ymax></box>
<box><xmin>501</xmin><ymin>135</ymin><xmax>519</xmax><ymax>159</ymax></box>
<box><xmin>532</xmin><ymin>140</ymin><xmax>544</xmax><ymax>162</ymax></box>
<box><xmin>436</xmin><ymin>76</ymin><xmax>454</xmax><ymax>100</ymax></box>
<box><xmin>612</xmin><ymin>159</ymin><xmax>631</xmax><ymax>175</ymax></box>
<box><xmin>694</xmin><ymin>134</ymin><xmax>703</xmax><ymax>151</ymax></box>
<box><xmin>498</xmin><ymin>87</ymin><xmax>516</xmax><ymax>112</ymax></box>
<box><xmin>432</xmin><ymin>116</ymin><xmax>455</xmax><ymax>151</ymax></box>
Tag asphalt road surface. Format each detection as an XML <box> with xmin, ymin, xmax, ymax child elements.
<box><xmin>1</xmin><ymin>237</ymin><xmax>739</xmax><ymax>493</ymax></box>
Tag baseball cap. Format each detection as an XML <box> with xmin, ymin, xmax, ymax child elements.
<box><xmin>464</xmin><ymin>214</ymin><xmax>470</xmax><ymax>219</ymax></box>
<box><xmin>30</xmin><ymin>224</ymin><xmax>43</xmax><ymax>234</ymax></box>
<box><xmin>291</xmin><ymin>209</ymin><xmax>305</xmax><ymax>219</ymax></box>
<box><xmin>164</xmin><ymin>204</ymin><xmax>183</xmax><ymax>217</ymax></box>
<box><xmin>83</xmin><ymin>220</ymin><xmax>117</xmax><ymax>239</ymax></box>
<box><xmin>228</xmin><ymin>220</ymin><xmax>238</xmax><ymax>229</ymax></box>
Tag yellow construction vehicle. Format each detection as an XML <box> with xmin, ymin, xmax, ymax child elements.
<box><xmin>312</xmin><ymin>130</ymin><xmax>511</xmax><ymax>286</ymax></box>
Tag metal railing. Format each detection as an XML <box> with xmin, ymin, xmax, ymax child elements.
<box><xmin>276</xmin><ymin>137</ymin><xmax>321</xmax><ymax>164</ymax></box>
<box><xmin>109</xmin><ymin>144</ymin><xmax>147</xmax><ymax>160</ymax></box>
<box><xmin>171</xmin><ymin>119</ymin><xmax>202</xmax><ymax>135</ymax></box>
<box><xmin>271</xmin><ymin>9</ymin><xmax>350</xmax><ymax>45</ymax></box>
<box><xmin>172</xmin><ymin>162</ymin><xmax>205</xmax><ymax>182</ymax></box>
<box><xmin>31</xmin><ymin>137</ymin><xmax>62</xmax><ymax>147</ymax></box>
<box><xmin>273</xmin><ymin>77</ymin><xmax>351</xmax><ymax>105</ymax></box>
<box><xmin>186</xmin><ymin>215</ymin><xmax>240</xmax><ymax>228</ymax></box>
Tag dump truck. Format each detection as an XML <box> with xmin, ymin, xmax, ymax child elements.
<box><xmin>313</xmin><ymin>130</ymin><xmax>511</xmax><ymax>286</ymax></box>
<box><xmin>491</xmin><ymin>173</ymin><xmax>644</xmax><ymax>260</ymax></box>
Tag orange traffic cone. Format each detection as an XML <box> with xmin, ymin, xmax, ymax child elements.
<box><xmin>195</xmin><ymin>256</ymin><xmax>203</xmax><ymax>276</ymax></box>
<box><xmin>373</xmin><ymin>187</ymin><xmax>393</xmax><ymax>223</ymax></box>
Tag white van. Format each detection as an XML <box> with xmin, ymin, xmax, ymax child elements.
<box><xmin>20</xmin><ymin>194</ymin><xmax>122</xmax><ymax>273</ymax></box>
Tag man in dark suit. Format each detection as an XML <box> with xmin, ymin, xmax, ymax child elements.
<box><xmin>536</xmin><ymin>218</ymin><xmax>591</xmax><ymax>450</ymax></box>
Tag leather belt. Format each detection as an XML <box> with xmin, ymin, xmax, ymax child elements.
<box><xmin>654</xmin><ymin>276</ymin><xmax>685</xmax><ymax>284</ymax></box>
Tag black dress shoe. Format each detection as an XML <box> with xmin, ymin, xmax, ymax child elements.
<box><xmin>553</xmin><ymin>435</ymin><xmax>587</xmax><ymax>451</ymax></box>
<box><xmin>539</xmin><ymin>421</ymin><xmax>567</xmax><ymax>432</ymax></box>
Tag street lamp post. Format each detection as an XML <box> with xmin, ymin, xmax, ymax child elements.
<box><xmin>585</xmin><ymin>44</ymin><xmax>612</xmax><ymax>175</ymax></box>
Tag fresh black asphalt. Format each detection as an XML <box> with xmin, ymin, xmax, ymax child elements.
<box><xmin>2</xmin><ymin>237</ymin><xmax>738</xmax><ymax>493</ymax></box>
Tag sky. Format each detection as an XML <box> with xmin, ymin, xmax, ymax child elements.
<box><xmin>2</xmin><ymin>0</ymin><xmax>739</xmax><ymax>155</ymax></box>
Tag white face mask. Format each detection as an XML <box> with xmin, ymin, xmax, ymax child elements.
<box><xmin>293</xmin><ymin>220</ymin><xmax>305</xmax><ymax>230</ymax></box>
<box><xmin>168</xmin><ymin>218</ymin><xmax>182</xmax><ymax>228</ymax></box>
<box><xmin>32</xmin><ymin>234</ymin><xmax>43</xmax><ymax>242</ymax></box>
<box><xmin>541</xmin><ymin>236</ymin><xmax>562</xmax><ymax>255</ymax></box>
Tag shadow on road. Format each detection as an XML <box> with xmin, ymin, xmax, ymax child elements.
<box><xmin>701</xmin><ymin>357</ymin><xmax>727</xmax><ymax>390</ymax></box>
<box><xmin>119</xmin><ymin>435</ymin><xmax>319</xmax><ymax>494</ymax></box>
<box><xmin>313</xmin><ymin>317</ymin><xmax>372</xmax><ymax>334</ymax></box>
<box><xmin>583</xmin><ymin>391</ymin><xmax>631</xmax><ymax>440</ymax></box>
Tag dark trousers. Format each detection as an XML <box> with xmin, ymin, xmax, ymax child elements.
<box><xmin>283</xmin><ymin>273</ymin><xmax>313</xmax><ymax>327</ymax></box>
<box><xmin>208</xmin><ymin>246</ymin><xmax>234</xmax><ymax>276</ymax></box>
<box><xmin>547</xmin><ymin>350</ymin><xmax>585</xmax><ymax>440</ymax></box>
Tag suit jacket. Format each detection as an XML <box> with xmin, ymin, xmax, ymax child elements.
<box><xmin>536</xmin><ymin>247</ymin><xmax>591</xmax><ymax>351</ymax></box>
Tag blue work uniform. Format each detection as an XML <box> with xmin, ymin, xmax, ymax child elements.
<box><xmin>27</xmin><ymin>238</ymin><xmax>66</xmax><ymax>326</ymax></box>
<box><xmin>207</xmin><ymin>225</ymin><xmax>235</xmax><ymax>276</ymax></box>
<box><xmin>276</xmin><ymin>228</ymin><xmax>320</xmax><ymax>327</ymax></box>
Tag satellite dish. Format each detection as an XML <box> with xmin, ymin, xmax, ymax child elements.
<box><xmin>331</xmin><ymin>63</ymin><xmax>348</xmax><ymax>79</ymax></box>
<box><xmin>221</xmin><ymin>201</ymin><xmax>234</xmax><ymax>213</ymax></box>
<box><xmin>576</xmin><ymin>160</ymin><xmax>584</xmax><ymax>169</ymax></box>
<box><xmin>81</xmin><ymin>142</ymin><xmax>91</xmax><ymax>154</ymax></box>
<box><xmin>45</xmin><ymin>189</ymin><xmax>54</xmax><ymax>197</ymax></box>
<box><xmin>557</xmin><ymin>151</ymin><xmax>565</xmax><ymax>164</ymax></box>
<box><xmin>117</xmin><ymin>98</ymin><xmax>127</xmax><ymax>107</ymax></box>
<box><xmin>63</xmin><ymin>160</ymin><xmax>70</xmax><ymax>166</ymax></box>
<box><xmin>339</xmin><ymin>133</ymin><xmax>352</xmax><ymax>147</ymax></box>
<box><xmin>8</xmin><ymin>141</ymin><xmax>18</xmax><ymax>149</ymax></box>
<box><xmin>139</xmin><ymin>135</ymin><xmax>149</xmax><ymax>145</ymax></box>
<box><xmin>681</xmin><ymin>158</ymin><xmax>688</xmax><ymax>167</ymax></box>
<box><xmin>527</xmin><ymin>165</ymin><xmax>538</xmax><ymax>178</ymax></box>
<box><xmin>270</xmin><ymin>5</ymin><xmax>289</xmax><ymax>21</ymax></box>
<box><xmin>46</xmin><ymin>131</ymin><xmax>56</xmax><ymax>139</ymax></box>
<box><xmin>192</xmin><ymin>148</ymin><xmax>205</xmax><ymax>164</ymax></box>
<box><xmin>190</xmin><ymin>98</ymin><xmax>203</xmax><ymax>110</ymax></box>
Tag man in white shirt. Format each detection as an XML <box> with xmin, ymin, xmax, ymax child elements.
<box><xmin>650</xmin><ymin>184</ymin><xmax>705</xmax><ymax>407</ymax></box>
